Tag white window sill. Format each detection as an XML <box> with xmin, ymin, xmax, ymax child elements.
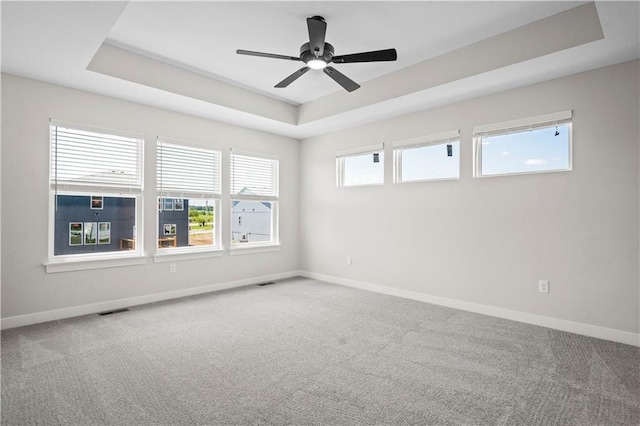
<box><xmin>396</xmin><ymin>176</ymin><xmax>460</xmax><ymax>184</ymax></box>
<box><xmin>229</xmin><ymin>244</ymin><xmax>281</xmax><ymax>256</ymax></box>
<box><xmin>153</xmin><ymin>247</ymin><xmax>224</xmax><ymax>263</ymax></box>
<box><xmin>44</xmin><ymin>253</ymin><xmax>147</xmax><ymax>273</ymax></box>
<box><xmin>340</xmin><ymin>183</ymin><xmax>384</xmax><ymax>188</ymax></box>
<box><xmin>474</xmin><ymin>168</ymin><xmax>572</xmax><ymax>179</ymax></box>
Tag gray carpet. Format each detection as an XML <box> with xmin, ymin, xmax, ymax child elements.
<box><xmin>2</xmin><ymin>277</ymin><xmax>639</xmax><ymax>425</ymax></box>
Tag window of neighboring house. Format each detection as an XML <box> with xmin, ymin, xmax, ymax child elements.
<box><xmin>49</xmin><ymin>122</ymin><xmax>143</xmax><ymax>258</ymax></box>
<box><xmin>157</xmin><ymin>139</ymin><xmax>221</xmax><ymax>251</ymax></box>
<box><xmin>393</xmin><ymin>131</ymin><xmax>460</xmax><ymax>182</ymax></box>
<box><xmin>474</xmin><ymin>110</ymin><xmax>572</xmax><ymax>177</ymax></box>
<box><xmin>230</xmin><ymin>151</ymin><xmax>279</xmax><ymax>246</ymax></box>
<box><xmin>336</xmin><ymin>143</ymin><xmax>384</xmax><ymax>187</ymax></box>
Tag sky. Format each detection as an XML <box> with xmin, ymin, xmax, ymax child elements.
<box><xmin>402</xmin><ymin>142</ymin><xmax>459</xmax><ymax>181</ymax></box>
<box><xmin>481</xmin><ymin>123</ymin><xmax>570</xmax><ymax>175</ymax></box>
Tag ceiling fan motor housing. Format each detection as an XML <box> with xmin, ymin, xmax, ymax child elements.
<box><xmin>300</xmin><ymin>42</ymin><xmax>334</xmax><ymax>64</ymax></box>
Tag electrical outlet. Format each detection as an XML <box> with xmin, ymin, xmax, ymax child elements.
<box><xmin>346</xmin><ymin>256</ymin><xmax>353</xmax><ymax>266</ymax></box>
<box><xmin>170</xmin><ymin>263</ymin><xmax>177</xmax><ymax>273</ymax></box>
<box><xmin>538</xmin><ymin>280</ymin><xmax>549</xmax><ymax>294</ymax></box>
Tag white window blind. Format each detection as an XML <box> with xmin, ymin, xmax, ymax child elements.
<box><xmin>157</xmin><ymin>140</ymin><xmax>221</xmax><ymax>198</ymax></box>
<box><xmin>392</xmin><ymin>131</ymin><xmax>459</xmax><ymax>149</ymax></box>
<box><xmin>50</xmin><ymin>124</ymin><xmax>142</xmax><ymax>191</ymax></box>
<box><xmin>473</xmin><ymin>110</ymin><xmax>573</xmax><ymax>138</ymax></box>
<box><xmin>231</xmin><ymin>152</ymin><xmax>279</xmax><ymax>199</ymax></box>
<box><xmin>336</xmin><ymin>143</ymin><xmax>384</xmax><ymax>158</ymax></box>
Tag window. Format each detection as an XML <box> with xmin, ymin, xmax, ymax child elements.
<box><xmin>474</xmin><ymin>110</ymin><xmax>572</xmax><ymax>177</ymax></box>
<box><xmin>157</xmin><ymin>139</ymin><xmax>221</xmax><ymax>251</ymax></box>
<box><xmin>393</xmin><ymin>131</ymin><xmax>460</xmax><ymax>182</ymax></box>
<box><xmin>49</xmin><ymin>122</ymin><xmax>143</xmax><ymax>258</ymax></box>
<box><xmin>336</xmin><ymin>144</ymin><xmax>384</xmax><ymax>187</ymax></box>
<box><xmin>230</xmin><ymin>151</ymin><xmax>279</xmax><ymax>246</ymax></box>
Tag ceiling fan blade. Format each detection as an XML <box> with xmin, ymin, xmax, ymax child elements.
<box><xmin>332</xmin><ymin>48</ymin><xmax>397</xmax><ymax>64</ymax></box>
<box><xmin>323</xmin><ymin>66</ymin><xmax>360</xmax><ymax>92</ymax></box>
<box><xmin>275</xmin><ymin>67</ymin><xmax>311</xmax><ymax>88</ymax></box>
<box><xmin>236</xmin><ymin>49</ymin><xmax>301</xmax><ymax>61</ymax></box>
<box><xmin>307</xmin><ymin>16</ymin><xmax>327</xmax><ymax>56</ymax></box>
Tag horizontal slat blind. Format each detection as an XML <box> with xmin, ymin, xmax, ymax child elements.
<box><xmin>50</xmin><ymin>125</ymin><xmax>142</xmax><ymax>191</ymax></box>
<box><xmin>157</xmin><ymin>140</ymin><xmax>221</xmax><ymax>198</ymax></box>
<box><xmin>393</xmin><ymin>130</ymin><xmax>460</xmax><ymax>150</ymax></box>
<box><xmin>475</xmin><ymin>119</ymin><xmax>572</xmax><ymax>139</ymax></box>
<box><xmin>336</xmin><ymin>143</ymin><xmax>384</xmax><ymax>158</ymax></box>
<box><xmin>473</xmin><ymin>110</ymin><xmax>573</xmax><ymax>137</ymax></box>
<box><xmin>231</xmin><ymin>152</ymin><xmax>279</xmax><ymax>199</ymax></box>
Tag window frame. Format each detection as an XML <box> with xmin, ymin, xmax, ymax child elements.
<box><xmin>229</xmin><ymin>150</ymin><xmax>280</xmax><ymax>251</ymax></box>
<box><xmin>155</xmin><ymin>138</ymin><xmax>223</xmax><ymax>259</ymax></box>
<box><xmin>473</xmin><ymin>110</ymin><xmax>573</xmax><ymax>178</ymax></box>
<box><xmin>336</xmin><ymin>143</ymin><xmax>385</xmax><ymax>187</ymax></box>
<box><xmin>393</xmin><ymin>130</ymin><xmax>460</xmax><ymax>183</ymax></box>
<box><xmin>46</xmin><ymin>121</ymin><xmax>145</xmax><ymax>272</ymax></box>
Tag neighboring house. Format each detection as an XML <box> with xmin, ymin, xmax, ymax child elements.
<box><xmin>54</xmin><ymin>195</ymin><xmax>135</xmax><ymax>255</ymax></box>
<box><xmin>158</xmin><ymin>198</ymin><xmax>190</xmax><ymax>247</ymax></box>
<box><xmin>231</xmin><ymin>200</ymin><xmax>272</xmax><ymax>243</ymax></box>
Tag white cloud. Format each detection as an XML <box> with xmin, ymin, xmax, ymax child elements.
<box><xmin>501</xmin><ymin>150</ymin><xmax>510</xmax><ymax>156</ymax></box>
<box><xmin>481</xmin><ymin>141</ymin><xmax>490</xmax><ymax>145</ymax></box>
<box><xmin>524</xmin><ymin>159</ymin><xmax>547</xmax><ymax>165</ymax></box>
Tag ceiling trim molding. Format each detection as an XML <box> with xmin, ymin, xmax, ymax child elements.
<box><xmin>87</xmin><ymin>43</ymin><xmax>298</xmax><ymax>125</ymax></box>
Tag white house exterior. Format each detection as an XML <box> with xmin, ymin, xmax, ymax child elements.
<box><xmin>231</xmin><ymin>200</ymin><xmax>272</xmax><ymax>243</ymax></box>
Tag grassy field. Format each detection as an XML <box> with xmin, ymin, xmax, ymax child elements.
<box><xmin>190</xmin><ymin>223</ymin><xmax>213</xmax><ymax>231</ymax></box>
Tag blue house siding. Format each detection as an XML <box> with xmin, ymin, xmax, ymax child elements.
<box><xmin>158</xmin><ymin>198</ymin><xmax>190</xmax><ymax>247</ymax></box>
<box><xmin>54</xmin><ymin>195</ymin><xmax>135</xmax><ymax>255</ymax></box>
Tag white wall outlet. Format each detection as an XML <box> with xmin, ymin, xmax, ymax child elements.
<box><xmin>346</xmin><ymin>256</ymin><xmax>353</xmax><ymax>266</ymax></box>
<box><xmin>538</xmin><ymin>280</ymin><xmax>549</xmax><ymax>294</ymax></box>
<box><xmin>169</xmin><ymin>263</ymin><xmax>177</xmax><ymax>273</ymax></box>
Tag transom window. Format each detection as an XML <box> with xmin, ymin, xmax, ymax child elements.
<box><xmin>393</xmin><ymin>131</ymin><xmax>460</xmax><ymax>182</ymax></box>
<box><xmin>474</xmin><ymin>110</ymin><xmax>572</xmax><ymax>177</ymax></box>
<box><xmin>336</xmin><ymin>144</ymin><xmax>384</xmax><ymax>187</ymax></box>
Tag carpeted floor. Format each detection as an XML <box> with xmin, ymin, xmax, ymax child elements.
<box><xmin>2</xmin><ymin>277</ymin><xmax>639</xmax><ymax>425</ymax></box>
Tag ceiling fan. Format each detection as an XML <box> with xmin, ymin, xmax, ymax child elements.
<box><xmin>236</xmin><ymin>16</ymin><xmax>397</xmax><ymax>93</ymax></box>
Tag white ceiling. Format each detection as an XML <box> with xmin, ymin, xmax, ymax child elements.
<box><xmin>106</xmin><ymin>1</ymin><xmax>585</xmax><ymax>105</ymax></box>
<box><xmin>2</xmin><ymin>1</ymin><xmax>639</xmax><ymax>139</ymax></box>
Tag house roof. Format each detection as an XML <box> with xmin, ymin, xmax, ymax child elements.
<box><xmin>1</xmin><ymin>1</ymin><xmax>638</xmax><ymax>139</ymax></box>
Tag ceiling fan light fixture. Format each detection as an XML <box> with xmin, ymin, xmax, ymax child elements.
<box><xmin>236</xmin><ymin>16</ymin><xmax>397</xmax><ymax>92</ymax></box>
<box><xmin>307</xmin><ymin>59</ymin><xmax>327</xmax><ymax>70</ymax></box>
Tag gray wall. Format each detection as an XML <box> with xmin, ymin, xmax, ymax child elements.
<box><xmin>299</xmin><ymin>60</ymin><xmax>639</xmax><ymax>334</ymax></box>
<box><xmin>1</xmin><ymin>74</ymin><xmax>299</xmax><ymax>319</ymax></box>
<box><xmin>1</xmin><ymin>60</ymin><xmax>638</xmax><ymax>339</ymax></box>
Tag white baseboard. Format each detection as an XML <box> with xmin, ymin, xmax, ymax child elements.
<box><xmin>1</xmin><ymin>271</ymin><xmax>300</xmax><ymax>330</ymax></box>
<box><xmin>5</xmin><ymin>270</ymin><xmax>638</xmax><ymax>347</ymax></box>
<box><xmin>299</xmin><ymin>271</ymin><xmax>640</xmax><ymax>347</ymax></box>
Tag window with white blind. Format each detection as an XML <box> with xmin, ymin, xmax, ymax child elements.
<box><xmin>336</xmin><ymin>144</ymin><xmax>384</xmax><ymax>187</ymax></box>
<box><xmin>230</xmin><ymin>151</ymin><xmax>279</xmax><ymax>246</ymax></box>
<box><xmin>393</xmin><ymin>131</ymin><xmax>460</xmax><ymax>183</ymax></box>
<box><xmin>157</xmin><ymin>139</ymin><xmax>221</xmax><ymax>251</ymax></box>
<box><xmin>49</xmin><ymin>122</ymin><xmax>143</xmax><ymax>259</ymax></box>
<box><xmin>474</xmin><ymin>110</ymin><xmax>572</xmax><ymax>177</ymax></box>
